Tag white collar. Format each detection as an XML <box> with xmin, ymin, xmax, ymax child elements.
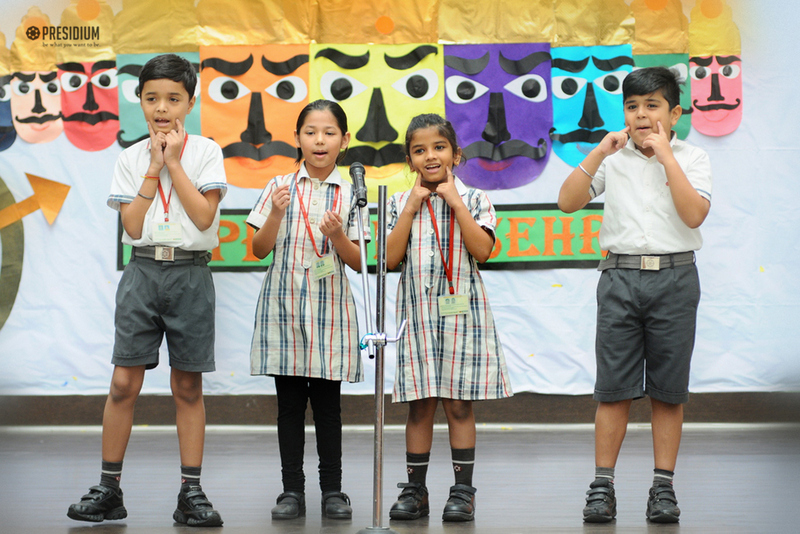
<box><xmin>297</xmin><ymin>163</ymin><xmax>343</xmax><ymax>186</ymax></box>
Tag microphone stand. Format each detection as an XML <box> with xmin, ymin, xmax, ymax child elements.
<box><xmin>356</xmin><ymin>185</ymin><xmax>405</xmax><ymax>534</ymax></box>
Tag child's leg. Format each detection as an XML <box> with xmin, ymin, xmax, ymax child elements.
<box><xmin>390</xmin><ymin>398</ymin><xmax>438</xmax><ymax>520</ymax></box>
<box><xmin>651</xmin><ymin>398</ymin><xmax>683</xmax><ymax>472</ymax></box>
<box><xmin>308</xmin><ymin>378</ymin><xmax>343</xmax><ymax>492</ymax></box>
<box><xmin>171</xmin><ymin>368</ymin><xmax>206</xmax><ymax>467</ymax></box>
<box><xmin>441</xmin><ymin>399</ymin><xmax>476</xmax><ymax>449</ymax></box>
<box><xmin>274</xmin><ymin>376</ymin><xmax>309</xmax><ymax>493</ymax></box>
<box><xmin>441</xmin><ymin>399</ymin><xmax>477</xmax><ymax>522</ymax></box>
<box><xmin>594</xmin><ymin>399</ymin><xmax>632</xmax><ymax>468</ymax></box>
<box><xmin>406</xmin><ymin>397</ymin><xmax>438</xmax><ymax>453</ymax></box>
<box><xmin>102</xmin><ymin>365</ymin><xmax>146</xmax><ymax>462</ymax></box>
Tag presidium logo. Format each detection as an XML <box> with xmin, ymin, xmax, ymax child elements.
<box><xmin>25</xmin><ymin>24</ymin><xmax>100</xmax><ymax>46</ymax></box>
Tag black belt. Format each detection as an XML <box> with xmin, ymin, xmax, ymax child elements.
<box><xmin>132</xmin><ymin>246</ymin><xmax>209</xmax><ymax>261</ymax></box>
<box><xmin>598</xmin><ymin>251</ymin><xmax>695</xmax><ymax>271</ymax></box>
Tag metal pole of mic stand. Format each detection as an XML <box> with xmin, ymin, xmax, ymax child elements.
<box><xmin>357</xmin><ymin>185</ymin><xmax>402</xmax><ymax>534</ymax></box>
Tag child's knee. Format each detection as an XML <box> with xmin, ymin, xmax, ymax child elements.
<box><xmin>443</xmin><ymin>399</ymin><xmax>473</xmax><ymax>422</ymax></box>
<box><xmin>171</xmin><ymin>371</ymin><xmax>203</xmax><ymax>404</ymax></box>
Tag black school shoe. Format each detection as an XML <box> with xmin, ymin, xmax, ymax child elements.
<box><xmin>67</xmin><ymin>485</ymin><xmax>127</xmax><ymax>522</ymax></box>
<box><xmin>272</xmin><ymin>491</ymin><xmax>306</xmax><ymax>520</ymax></box>
<box><xmin>389</xmin><ymin>482</ymin><xmax>429</xmax><ymax>520</ymax></box>
<box><xmin>583</xmin><ymin>478</ymin><xmax>616</xmax><ymax>523</ymax></box>
<box><xmin>321</xmin><ymin>491</ymin><xmax>352</xmax><ymax>519</ymax></box>
<box><xmin>646</xmin><ymin>481</ymin><xmax>681</xmax><ymax>523</ymax></box>
<box><xmin>173</xmin><ymin>485</ymin><xmax>223</xmax><ymax>527</ymax></box>
<box><xmin>442</xmin><ymin>484</ymin><xmax>477</xmax><ymax>522</ymax></box>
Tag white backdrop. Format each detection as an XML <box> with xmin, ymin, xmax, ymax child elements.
<box><xmin>1</xmin><ymin>1</ymin><xmax>798</xmax><ymax>396</ymax></box>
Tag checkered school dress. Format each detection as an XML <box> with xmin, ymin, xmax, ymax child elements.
<box><xmin>246</xmin><ymin>166</ymin><xmax>369</xmax><ymax>383</ymax></box>
<box><xmin>388</xmin><ymin>177</ymin><xmax>512</xmax><ymax>402</ymax></box>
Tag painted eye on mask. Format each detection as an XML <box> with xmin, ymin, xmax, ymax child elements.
<box><xmin>594</xmin><ymin>71</ymin><xmax>626</xmax><ymax>95</ymax></box>
<box><xmin>62</xmin><ymin>73</ymin><xmax>88</xmax><ymax>93</ymax></box>
<box><xmin>552</xmin><ymin>76</ymin><xmax>587</xmax><ymax>99</ymax></box>
<box><xmin>208</xmin><ymin>77</ymin><xmax>251</xmax><ymax>103</ymax></box>
<box><xmin>669</xmin><ymin>63</ymin><xmax>689</xmax><ymax>85</ymax></box>
<box><xmin>504</xmin><ymin>74</ymin><xmax>548</xmax><ymax>103</ymax></box>
<box><xmin>445</xmin><ymin>75</ymin><xmax>489</xmax><ymax>104</ymax></box>
<box><xmin>719</xmin><ymin>64</ymin><xmax>741</xmax><ymax>79</ymax></box>
<box><xmin>91</xmin><ymin>69</ymin><xmax>118</xmax><ymax>89</ymax></box>
<box><xmin>319</xmin><ymin>71</ymin><xmax>368</xmax><ymax>102</ymax></box>
<box><xmin>0</xmin><ymin>82</ymin><xmax>10</xmax><ymax>102</ymax></box>
<box><xmin>120</xmin><ymin>79</ymin><xmax>139</xmax><ymax>103</ymax></box>
<box><xmin>391</xmin><ymin>68</ymin><xmax>439</xmax><ymax>101</ymax></box>
<box><xmin>690</xmin><ymin>65</ymin><xmax>709</xmax><ymax>81</ymax></box>
<box><xmin>11</xmin><ymin>79</ymin><xmax>32</xmax><ymax>96</ymax></box>
<box><xmin>44</xmin><ymin>80</ymin><xmax>61</xmax><ymax>96</ymax></box>
<box><xmin>265</xmin><ymin>76</ymin><xmax>307</xmax><ymax>103</ymax></box>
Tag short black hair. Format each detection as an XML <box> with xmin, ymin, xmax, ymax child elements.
<box><xmin>623</xmin><ymin>66</ymin><xmax>682</xmax><ymax>110</ymax></box>
<box><xmin>136</xmin><ymin>54</ymin><xmax>197</xmax><ymax>99</ymax></box>
<box><xmin>404</xmin><ymin>113</ymin><xmax>461</xmax><ymax>163</ymax></box>
<box><xmin>295</xmin><ymin>99</ymin><xmax>349</xmax><ymax>164</ymax></box>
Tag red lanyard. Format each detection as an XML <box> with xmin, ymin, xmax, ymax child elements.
<box><xmin>426</xmin><ymin>197</ymin><xmax>455</xmax><ymax>295</ymax></box>
<box><xmin>295</xmin><ymin>173</ymin><xmax>342</xmax><ymax>258</ymax></box>
<box><xmin>153</xmin><ymin>133</ymin><xmax>188</xmax><ymax>222</ymax></box>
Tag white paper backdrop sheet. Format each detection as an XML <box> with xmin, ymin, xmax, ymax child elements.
<box><xmin>0</xmin><ymin>1</ymin><xmax>798</xmax><ymax>396</ymax></box>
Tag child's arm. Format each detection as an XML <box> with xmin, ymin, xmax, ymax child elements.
<box><xmin>119</xmin><ymin>121</ymin><xmax>168</xmax><ymax>239</ymax></box>
<box><xmin>251</xmin><ymin>184</ymin><xmax>290</xmax><ymax>259</ymax></box>
<box><xmin>436</xmin><ymin>167</ymin><xmax>494</xmax><ymax>263</ymax></box>
<box><xmin>319</xmin><ymin>210</ymin><xmax>362</xmax><ymax>271</ymax></box>
<box><xmin>644</xmin><ymin>122</ymin><xmax>710</xmax><ymax>228</ymax></box>
<box><xmin>558</xmin><ymin>126</ymin><xmax>630</xmax><ymax>213</ymax></box>
<box><xmin>386</xmin><ymin>174</ymin><xmax>431</xmax><ymax>270</ymax></box>
<box><xmin>163</xmin><ymin>119</ymin><xmax>221</xmax><ymax>231</ymax></box>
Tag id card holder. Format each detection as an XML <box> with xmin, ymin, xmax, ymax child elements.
<box><xmin>640</xmin><ymin>256</ymin><xmax>660</xmax><ymax>271</ymax></box>
<box><xmin>152</xmin><ymin>219</ymin><xmax>182</xmax><ymax>243</ymax></box>
<box><xmin>311</xmin><ymin>255</ymin><xmax>336</xmax><ymax>280</ymax></box>
<box><xmin>438</xmin><ymin>294</ymin><xmax>469</xmax><ymax>316</ymax></box>
<box><xmin>155</xmin><ymin>246</ymin><xmax>175</xmax><ymax>261</ymax></box>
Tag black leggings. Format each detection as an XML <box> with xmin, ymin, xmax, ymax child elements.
<box><xmin>274</xmin><ymin>375</ymin><xmax>343</xmax><ymax>493</ymax></box>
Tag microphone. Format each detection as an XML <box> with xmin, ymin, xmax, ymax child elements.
<box><xmin>349</xmin><ymin>162</ymin><xmax>368</xmax><ymax>208</ymax></box>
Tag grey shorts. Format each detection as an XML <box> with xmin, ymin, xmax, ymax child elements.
<box><xmin>594</xmin><ymin>263</ymin><xmax>700</xmax><ymax>404</ymax></box>
<box><xmin>112</xmin><ymin>252</ymin><xmax>216</xmax><ymax>372</ymax></box>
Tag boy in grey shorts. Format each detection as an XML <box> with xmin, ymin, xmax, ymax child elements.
<box><xmin>558</xmin><ymin>67</ymin><xmax>712</xmax><ymax>524</ymax></box>
<box><xmin>68</xmin><ymin>54</ymin><xmax>227</xmax><ymax>527</ymax></box>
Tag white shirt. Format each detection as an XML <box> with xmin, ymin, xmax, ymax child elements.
<box><xmin>108</xmin><ymin>135</ymin><xmax>227</xmax><ymax>250</ymax></box>
<box><xmin>589</xmin><ymin>136</ymin><xmax>712</xmax><ymax>255</ymax></box>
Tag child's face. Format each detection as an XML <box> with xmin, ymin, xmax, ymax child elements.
<box><xmin>140</xmin><ymin>78</ymin><xmax>195</xmax><ymax>134</ymax></box>
<box><xmin>624</xmin><ymin>89</ymin><xmax>681</xmax><ymax>151</ymax></box>
<box><xmin>406</xmin><ymin>126</ymin><xmax>461</xmax><ymax>186</ymax></box>
<box><xmin>294</xmin><ymin>110</ymin><xmax>350</xmax><ymax>179</ymax></box>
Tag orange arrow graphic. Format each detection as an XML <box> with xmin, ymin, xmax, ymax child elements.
<box><xmin>0</xmin><ymin>173</ymin><xmax>71</xmax><ymax>230</ymax></box>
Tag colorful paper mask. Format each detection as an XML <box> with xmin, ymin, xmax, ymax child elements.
<box><xmin>0</xmin><ymin>33</ymin><xmax>15</xmax><ymax>152</ymax></box>
<box><xmin>634</xmin><ymin>54</ymin><xmax>691</xmax><ymax>140</ymax></box>
<box><xmin>310</xmin><ymin>43</ymin><xmax>445</xmax><ymax>200</ymax></box>
<box><xmin>444</xmin><ymin>43</ymin><xmax>552</xmax><ymax>190</ymax></box>
<box><xmin>689</xmin><ymin>0</ymin><xmax>742</xmax><ymax>136</ymax></box>
<box><xmin>58</xmin><ymin>61</ymin><xmax>119</xmax><ymax>151</ymax></box>
<box><xmin>116</xmin><ymin>53</ymin><xmax>201</xmax><ymax>148</ymax></box>
<box><xmin>200</xmin><ymin>45</ymin><xmax>309</xmax><ymax>190</ymax></box>
<box><xmin>10</xmin><ymin>71</ymin><xmax>63</xmax><ymax>144</ymax></box>
<box><xmin>550</xmin><ymin>45</ymin><xmax>632</xmax><ymax>167</ymax></box>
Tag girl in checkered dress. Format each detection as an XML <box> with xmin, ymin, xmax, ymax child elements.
<box><xmin>246</xmin><ymin>100</ymin><xmax>369</xmax><ymax>521</ymax></box>
<box><xmin>386</xmin><ymin>114</ymin><xmax>512</xmax><ymax>523</ymax></box>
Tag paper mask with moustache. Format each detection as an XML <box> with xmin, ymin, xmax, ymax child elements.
<box><xmin>444</xmin><ymin>43</ymin><xmax>552</xmax><ymax>190</ymax></box>
<box><xmin>9</xmin><ymin>71</ymin><xmax>63</xmax><ymax>144</ymax></box>
<box><xmin>116</xmin><ymin>53</ymin><xmax>202</xmax><ymax>148</ymax></box>
<box><xmin>0</xmin><ymin>75</ymin><xmax>15</xmax><ymax>151</ymax></box>
<box><xmin>57</xmin><ymin>61</ymin><xmax>119</xmax><ymax>151</ymax></box>
<box><xmin>310</xmin><ymin>43</ymin><xmax>445</xmax><ymax>200</ymax></box>
<box><xmin>549</xmin><ymin>45</ymin><xmax>633</xmax><ymax>168</ymax></box>
<box><xmin>200</xmin><ymin>45</ymin><xmax>308</xmax><ymax>190</ymax></box>
<box><xmin>689</xmin><ymin>54</ymin><xmax>741</xmax><ymax>136</ymax></box>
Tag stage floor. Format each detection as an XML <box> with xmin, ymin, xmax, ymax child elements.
<box><xmin>1</xmin><ymin>423</ymin><xmax>797</xmax><ymax>533</ymax></box>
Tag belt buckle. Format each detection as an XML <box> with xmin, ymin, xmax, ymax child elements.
<box><xmin>155</xmin><ymin>246</ymin><xmax>175</xmax><ymax>261</ymax></box>
<box><xmin>640</xmin><ymin>256</ymin><xmax>660</xmax><ymax>271</ymax></box>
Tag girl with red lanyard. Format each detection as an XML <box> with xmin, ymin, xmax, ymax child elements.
<box><xmin>386</xmin><ymin>113</ymin><xmax>513</xmax><ymax>523</ymax></box>
<box><xmin>245</xmin><ymin>100</ymin><xmax>369</xmax><ymax>521</ymax></box>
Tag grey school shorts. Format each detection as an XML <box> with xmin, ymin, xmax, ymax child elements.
<box><xmin>112</xmin><ymin>251</ymin><xmax>216</xmax><ymax>372</ymax></box>
<box><xmin>594</xmin><ymin>263</ymin><xmax>700</xmax><ymax>404</ymax></box>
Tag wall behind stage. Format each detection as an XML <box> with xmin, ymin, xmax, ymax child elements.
<box><xmin>0</xmin><ymin>1</ymin><xmax>798</xmax><ymax>397</ymax></box>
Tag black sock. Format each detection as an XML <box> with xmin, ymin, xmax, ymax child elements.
<box><xmin>653</xmin><ymin>468</ymin><xmax>674</xmax><ymax>486</ymax></box>
<box><xmin>451</xmin><ymin>448</ymin><xmax>475</xmax><ymax>487</ymax></box>
<box><xmin>595</xmin><ymin>466</ymin><xmax>615</xmax><ymax>484</ymax></box>
<box><xmin>181</xmin><ymin>465</ymin><xmax>202</xmax><ymax>488</ymax></box>
<box><xmin>406</xmin><ymin>452</ymin><xmax>430</xmax><ymax>486</ymax></box>
<box><xmin>100</xmin><ymin>460</ymin><xmax>123</xmax><ymax>489</ymax></box>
